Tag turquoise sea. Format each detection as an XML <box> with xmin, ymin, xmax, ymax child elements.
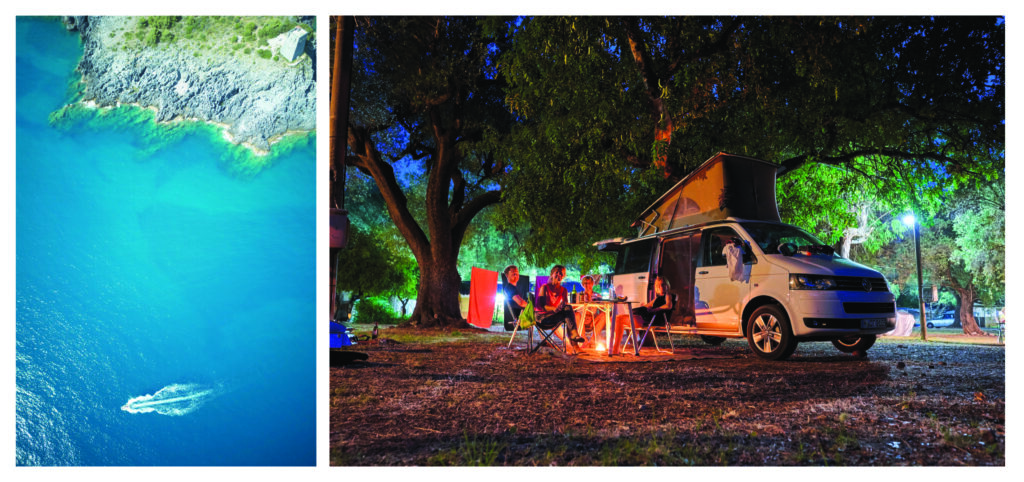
<box><xmin>15</xmin><ymin>17</ymin><xmax>315</xmax><ymax>466</ymax></box>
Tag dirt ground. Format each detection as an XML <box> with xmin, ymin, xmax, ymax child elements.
<box><xmin>330</xmin><ymin>326</ymin><xmax>1004</xmax><ymax>466</ymax></box>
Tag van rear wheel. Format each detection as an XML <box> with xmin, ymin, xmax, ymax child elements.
<box><xmin>831</xmin><ymin>335</ymin><xmax>876</xmax><ymax>353</ymax></box>
<box><xmin>746</xmin><ymin>305</ymin><xmax>797</xmax><ymax>360</ymax></box>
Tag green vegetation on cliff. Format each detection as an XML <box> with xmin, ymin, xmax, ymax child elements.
<box><xmin>116</xmin><ymin>16</ymin><xmax>312</xmax><ymax>63</ymax></box>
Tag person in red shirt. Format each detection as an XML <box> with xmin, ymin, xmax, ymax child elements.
<box><xmin>536</xmin><ymin>265</ymin><xmax>585</xmax><ymax>345</ymax></box>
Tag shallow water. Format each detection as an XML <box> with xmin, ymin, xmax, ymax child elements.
<box><xmin>15</xmin><ymin>17</ymin><xmax>315</xmax><ymax>466</ymax></box>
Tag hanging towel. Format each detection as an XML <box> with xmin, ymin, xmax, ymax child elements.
<box><xmin>468</xmin><ymin>267</ymin><xmax>499</xmax><ymax>328</ymax></box>
<box><xmin>723</xmin><ymin>243</ymin><xmax>745</xmax><ymax>282</ymax></box>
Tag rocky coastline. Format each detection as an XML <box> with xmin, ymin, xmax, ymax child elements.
<box><xmin>62</xmin><ymin>16</ymin><xmax>315</xmax><ymax>154</ymax></box>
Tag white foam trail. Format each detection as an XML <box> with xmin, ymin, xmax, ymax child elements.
<box><xmin>121</xmin><ymin>383</ymin><xmax>219</xmax><ymax>416</ymax></box>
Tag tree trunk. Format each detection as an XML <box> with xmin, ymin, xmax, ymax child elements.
<box><xmin>406</xmin><ymin>252</ymin><xmax>469</xmax><ymax>329</ymax></box>
<box><xmin>840</xmin><ymin>204</ymin><xmax>872</xmax><ymax>259</ymax></box>
<box><xmin>952</xmin><ymin>286</ymin><xmax>988</xmax><ymax>336</ymax></box>
<box><xmin>840</xmin><ymin>234</ymin><xmax>853</xmax><ymax>259</ymax></box>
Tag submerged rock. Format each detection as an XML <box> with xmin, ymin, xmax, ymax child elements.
<box><xmin>66</xmin><ymin>16</ymin><xmax>315</xmax><ymax>154</ymax></box>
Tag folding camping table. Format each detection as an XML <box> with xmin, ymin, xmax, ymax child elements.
<box><xmin>571</xmin><ymin>300</ymin><xmax>640</xmax><ymax>356</ymax></box>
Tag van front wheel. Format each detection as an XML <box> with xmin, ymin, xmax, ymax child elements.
<box><xmin>746</xmin><ymin>305</ymin><xmax>797</xmax><ymax>360</ymax></box>
<box><xmin>831</xmin><ymin>335</ymin><xmax>876</xmax><ymax>354</ymax></box>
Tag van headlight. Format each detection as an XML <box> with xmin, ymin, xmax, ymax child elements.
<box><xmin>789</xmin><ymin>274</ymin><xmax>837</xmax><ymax>290</ymax></box>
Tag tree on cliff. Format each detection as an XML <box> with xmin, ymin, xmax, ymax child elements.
<box><xmin>492</xmin><ymin>16</ymin><xmax>1004</xmax><ymax>259</ymax></box>
<box><xmin>344</xmin><ymin>17</ymin><xmax>512</xmax><ymax>328</ymax></box>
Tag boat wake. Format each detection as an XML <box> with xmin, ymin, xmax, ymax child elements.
<box><xmin>121</xmin><ymin>383</ymin><xmax>221</xmax><ymax>416</ymax></box>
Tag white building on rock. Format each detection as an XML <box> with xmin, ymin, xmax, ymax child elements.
<box><xmin>269</xmin><ymin>26</ymin><xmax>308</xmax><ymax>62</ymax></box>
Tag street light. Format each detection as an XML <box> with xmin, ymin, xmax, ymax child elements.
<box><xmin>903</xmin><ymin>214</ymin><xmax>927</xmax><ymax>341</ymax></box>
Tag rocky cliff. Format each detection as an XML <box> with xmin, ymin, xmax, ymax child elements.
<box><xmin>63</xmin><ymin>16</ymin><xmax>315</xmax><ymax>154</ymax></box>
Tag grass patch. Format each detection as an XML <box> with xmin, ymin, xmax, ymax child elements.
<box><xmin>426</xmin><ymin>432</ymin><xmax>507</xmax><ymax>466</ymax></box>
<box><xmin>330</xmin><ymin>446</ymin><xmax>365</xmax><ymax>465</ymax></box>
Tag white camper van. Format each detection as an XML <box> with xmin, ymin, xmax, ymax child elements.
<box><xmin>597</xmin><ymin>153</ymin><xmax>896</xmax><ymax>360</ymax></box>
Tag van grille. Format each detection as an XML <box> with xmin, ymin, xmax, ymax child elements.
<box><xmin>843</xmin><ymin>302</ymin><xmax>896</xmax><ymax>314</ymax></box>
<box><xmin>834</xmin><ymin>277</ymin><xmax>889</xmax><ymax>292</ymax></box>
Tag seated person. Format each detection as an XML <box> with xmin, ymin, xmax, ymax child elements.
<box><xmin>579</xmin><ymin>275</ymin><xmax>601</xmax><ymax>302</ymax></box>
<box><xmin>535</xmin><ymin>265</ymin><xmax>585</xmax><ymax>345</ymax></box>
<box><xmin>579</xmin><ymin>275</ymin><xmax>608</xmax><ymax>345</ymax></box>
<box><xmin>632</xmin><ymin>275</ymin><xmax>674</xmax><ymax>323</ymax></box>
<box><xmin>610</xmin><ymin>275</ymin><xmax>674</xmax><ymax>350</ymax></box>
<box><xmin>502</xmin><ymin>265</ymin><xmax>530</xmax><ymax>322</ymax></box>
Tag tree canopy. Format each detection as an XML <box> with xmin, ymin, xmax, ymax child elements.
<box><xmin>492</xmin><ymin>16</ymin><xmax>1004</xmax><ymax>264</ymax></box>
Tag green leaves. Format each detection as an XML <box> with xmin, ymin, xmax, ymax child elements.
<box><xmin>493</xmin><ymin>16</ymin><xmax>1002</xmax><ymax>273</ymax></box>
<box><xmin>336</xmin><ymin>222</ymin><xmax>416</xmax><ymax>300</ymax></box>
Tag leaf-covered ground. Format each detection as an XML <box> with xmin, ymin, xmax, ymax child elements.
<box><xmin>330</xmin><ymin>327</ymin><xmax>1004</xmax><ymax>466</ymax></box>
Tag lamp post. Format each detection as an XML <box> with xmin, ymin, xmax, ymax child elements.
<box><xmin>903</xmin><ymin>214</ymin><xmax>927</xmax><ymax>341</ymax></box>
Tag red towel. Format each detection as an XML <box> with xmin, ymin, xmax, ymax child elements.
<box><xmin>468</xmin><ymin>267</ymin><xmax>498</xmax><ymax>328</ymax></box>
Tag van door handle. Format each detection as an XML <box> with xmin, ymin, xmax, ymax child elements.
<box><xmin>638</xmin><ymin>276</ymin><xmax>646</xmax><ymax>279</ymax></box>
<box><xmin>698</xmin><ymin>270</ymin><xmax>709</xmax><ymax>275</ymax></box>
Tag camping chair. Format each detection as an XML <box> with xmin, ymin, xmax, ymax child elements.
<box><xmin>506</xmin><ymin>294</ymin><xmax>534</xmax><ymax>351</ymax></box>
<box><xmin>530</xmin><ymin>311</ymin><xmax>574</xmax><ymax>355</ymax></box>
<box><xmin>503</xmin><ymin>273</ymin><xmax>535</xmax><ymax>350</ymax></box>
<box><xmin>529</xmin><ymin>284</ymin><xmax>578</xmax><ymax>355</ymax></box>
<box><xmin>626</xmin><ymin>294</ymin><xmax>678</xmax><ymax>354</ymax></box>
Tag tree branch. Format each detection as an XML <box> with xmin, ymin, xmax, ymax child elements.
<box><xmin>347</xmin><ymin>125</ymin><xmax>431</xmax><ymax>261</ymax></box>
<box><xmin>777</xmin><ymin>149</ymin><xmax>970</xmax><ymax>177</ymax></box>
<box><xmin>451</xmin><ymin>189</ymin><xmax>503</xmax><ymax>255</ymax></box>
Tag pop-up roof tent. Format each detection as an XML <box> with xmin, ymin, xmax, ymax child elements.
<box><xmin>630</xmin><ymin>152</ymin><xmax>781</xmax><ymax>238</ymax></box>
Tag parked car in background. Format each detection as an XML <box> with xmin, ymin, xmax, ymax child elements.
<box><xmin>927</xmin><ymin>316</ymin><xmax>956</xmax><ymax>328</ymax></box>
<box><xmin>915</xmin><ymin>312</ymin><xmax>956</xmax><ymax>328</ymax></box>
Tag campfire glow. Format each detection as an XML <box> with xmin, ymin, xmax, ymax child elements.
<box><xmin>595</xmin><ymin>343</ymin><xmax>605</xmax><ymax>352</ymax></box>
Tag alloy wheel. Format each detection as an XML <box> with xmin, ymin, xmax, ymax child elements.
<box><xmin>751</xmin><ymin>313</ymin><xmax>782</xmax><ymax>353</ymax></box>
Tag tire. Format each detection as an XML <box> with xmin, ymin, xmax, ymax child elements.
<box><xmin>831</xmin><ymin>334</ymin><xmax>876</xmax><ymax>353</ymax></box>
<box><xmin>700</xmin><ymin>335</ymin><xmax>726</xmax><ymax>346</ymax></box>
<box><xmin>926</xmin><ymin>322</ymin><xmax>935</xmax><ymax>329</ymax></box>
<box><xmin>746</xmin><ymin>305</ymin><xmax>798</xmax><ymax>360</ymax></box>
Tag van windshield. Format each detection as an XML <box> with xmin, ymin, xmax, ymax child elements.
<box><xmin>740</xmin><ymin>222</ymin><xmax>833</xmax><ymax>256</ymax></box>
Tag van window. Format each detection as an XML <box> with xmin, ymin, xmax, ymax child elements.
<box><xmin>701</xmin><ymin>227</ymin><xmax>753</xmax><ymax>266</ymax></box>
<box><xmin>741</xmin><ymin>222</ymin><xmax>833</xmax><ymax>256</ymax></box>
<box><xmin>615</xmin><ymin>238</ymin><xmax>656</xmax><ymax>274</ymax></box>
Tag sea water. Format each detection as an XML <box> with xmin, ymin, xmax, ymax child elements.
<box><xmin>15</xmin><ymin>17</ymin><xmax>315</xmax><ymax>466</ymax></box>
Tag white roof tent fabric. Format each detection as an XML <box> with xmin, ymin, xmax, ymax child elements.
<box><xmin>630</xmin><ymin>152</ymin><xmax>781</xmax><ymax>237</ymax></box>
